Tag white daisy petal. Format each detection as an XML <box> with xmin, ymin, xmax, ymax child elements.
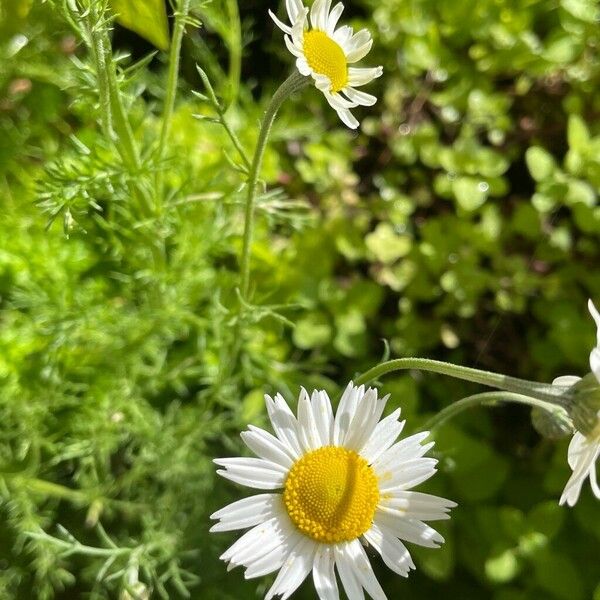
<box><xmin>265</xmin><ymin>393</ymin><xmax>303</xmax><ymax>458</ymax></box>
<box><xmin>345</xmin><ymin>390</ymin><xmax>388</xmax><ymax>451</ymax></box>
<box><xmin>244</xmin><ymin>545</ymin><xmax>287</xmax><ymax>579</ymax></box>
<box><xmin>566</xmin><ymin>432</ymin><xmax>588</xmax><ymax>470</ymax></box>
<box><xmin>342</xmin><ymin>388</ymin><xmax>377</xmax><ymax>450</ymax></box>
<box><xmin>333</xmin><ymin>382</ymin><xmax>360</xmax><ymax>445</ymax></box>
<box><xmin>363</xmin><ymin>522</ymin><xmax>415</xmax><ymax>577</ymax></box>
<box><xmin>560</xmin><ymin>434</ymin><xmax>600</xmax><ymax>506</ymax></box>
<box><xmin>210</xmin><ymin>493</ymin><xmax>282</xmax><ymax>532</ymax></box>
<box><xmin>244</xmin><ymin>528</ymin><xmax>306</xmax><ymax>579</ymax></box>
<box><xmin>215</xmin><ymin>457</ymin><xmax>287</xmax><ymax>490</ymax></box>
<box><xmin>334</xmin><ymin>543</ymin><xmax>365</xmax><ymax>600</ymax></box>
<box><xmin>360</xmin><ymin>409</ymin><xmax>405</xmax><ymax>464</ymax></box>
<box><xmin>378</xmin><ymin>490</ymin><xmax>457</xmax><ymax>521</ymax></box>
<box><xmin>266</xmin><ymin>537</ymin><xmax>317</xmax><ymax>600</ymax></box>
<box><xmin>590</xmin><ymin>462</ymin><xmax>600</xmax><ymax>498</ymax></box>
<box><xmin>285</xmin><ymin>35</ymin><xmax>304</xmax><ymax>58</ymax></box>
<box><xmin>291</xmin><ymin>8</ymin><xmax>308</xmax><ymax>47</ymax></box>
<box><xmin>221</xmin><ymin>516</ymin><xmax>292</xmax><ymax>566</ymax></box>
<box><xmin>374</xmin><ymin>511</ymin><xmax>445</xmax><ymax>548</ymax></box>
<box><xmin>310</xmin><ymin>0</ymin><xmax>330</xmax><ymax>31</ymax></box>
<box><xmin>348</xmin><ymin>66</ymin><xmax>383</xmax><ymax>87</ymax></box>
<box><xmin>298</xmin><ymin>387</ymin><xmax>322</xmax><ymax>450</ymax></box>
<box><xmin>344</xmin><ymin>35</ymin><xmax>373</xmax><ymax>63</ymax></box>
<box><xmin>345</xmin><ymin>539</ymin><xmax>387</xmax><ymax>600</ymax></box>
<box><xmin>552</xmin><ymin>375</ymin><xmax>581</xmax><ymax>387</ymax></box>
<box><xmin>241</xmin><ymin>427</ymin><xmax>295</xmax><ymax>468</ymax></box>
<box><xmin>343</xmin><ymin>87</ymin><xmax>377</xmax><ymax>106</ymax></box>
<box><xmin>589</xmin><ymin>345</ymin><xmax>600</xmax><ymax>382</ymax></box>
<box><xmin>313</xmin><ymin>545</ymin><xmax>340</xmax><ymax>600</ymax></box>
<box><xmin>342</xmin><ymin>28</ymin><xmax>371</xmax><ymax>52</ymax></box>
<box><xmin>589</xmin><ymin>299</ymin><xmax>600</xmax><ymax>345</ymax></box>
<box><xmin>322</xmin><ymin>89</ymin><xmax>359</xmax><ymax>111</ymax></box>
<box><xmin>335</xmin><ymin>106</ymin><xmax>359</xmax><ymax>129</ymax></box>
<box><xmin>286</xmin><ymin>0</ymin><xmax>304</xmax><ymax>23</ymax></box>
<box><xmin>296</xmin><ymin>56</ymin><xmax>312</xmax><ymax>76</ymax></box>
<box><xmin>313</xmin><ymin>390</ymin><xmax>335</xmax><ymax>446</ymax></box>
<box><xmin>269</xmin><ymin>9</ymin><xmax>293</xmax><ymax>34</ymax></box>
<box><xmin>332</xmin><ymin>24</ymin><xmax>353</xmax><ymax>47</ymax></box>
<box><xmin>325</xmin><ymin>2</ymin><xmax>344</xmax><ymax>33</ymax></box>
<box><xmin>374</xmin><ymin>432</ymin><xmax>434</xmax><ymax>467</ymax></box>
<box><xmin>377</xmin><ymin>460</ymin><xmax>439</xmax><ymax>493</ymax></box>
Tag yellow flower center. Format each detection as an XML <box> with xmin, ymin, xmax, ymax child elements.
<box><xmin>283</xmin><ymin>446</ymin><xmax>379</xmax><ymax>543</ymax></box>
<box><xmin>302</xmin><ymin>30</ymin><xmax>348</xmax><ymax>93</ymax></box>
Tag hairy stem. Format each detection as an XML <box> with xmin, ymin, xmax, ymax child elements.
<box><xmin>225</xmin><ymin>0</ymin><xmax>242</xmax><ymax>107</ymax></box>
<box><xmin>422</xmin><ymin>391</ymin><xmax>566</xmax><ymax>431</ymax></box>
<box><xmin>85</xmin><ymin>7</ymin><xmax>113</xmax><ymax>138</ymax></box>
<box><xmin>355</xmin><ymin>358</ymin><xmax>572</xmax><ymax>407</ymax></box>
<box><xmin>239</xmin><ymin>71</ymin><xmax>308</xmax><ymax>299</ymax></box>
<box><xmin>156</xmin><ymin>0</ymin><xmax>191</xmax><ymax>205</ymax></box>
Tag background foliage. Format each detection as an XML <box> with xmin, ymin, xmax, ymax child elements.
<box><xmin>1</xmin><ymin>0</ymin><xmax>599</xmax><ymax>598</ymax></box>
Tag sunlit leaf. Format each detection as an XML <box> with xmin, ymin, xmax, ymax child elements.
<box><xmin>110</xmin><ymin>0</ymin><xmax>169</xmax><ymax>50</ymax></box>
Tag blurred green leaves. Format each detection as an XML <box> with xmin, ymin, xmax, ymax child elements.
<box><xmin>1</xmin><ymin>0</ymin><xmax>600</xmax><ymax>598</ymax></box>
<box><xmin>110</xmin><ymin>0</ymin><xmax>169</xmax><ymax>49</ymax></box>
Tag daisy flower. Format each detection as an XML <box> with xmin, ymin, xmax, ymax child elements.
<box><xmin>211</xmin><ymin>383</ymin><xmax>456</xmax><ymax>599</ymax></box>
<box><xmin>558</xmin><ymin>299</ymin><xmax>600</xmax><ymax>507</ymax></box>
<box><xmin>269</xmin><ymin>0</ymin><xmax>383</xmax><ymax>129</ymax></box>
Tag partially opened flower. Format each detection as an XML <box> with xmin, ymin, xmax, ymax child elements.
<box><xmin>557</xmin><ymin>299</ymin><xmax>600</xmax><ymax>507</ymax></box>
<box><xmin>211</xmin><ymin>383</ymin><xmax>455</xmax><ymax>599</ymax></box>
<box><xmin>269</xmin><ymin>0</ymin><xmax>383</xmax><ymax>129</ymax></box>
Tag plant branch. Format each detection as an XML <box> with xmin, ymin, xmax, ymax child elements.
<box><xmin>156</xmin><ymin>0</ymin><xmax>192</xmax><ymax>205</ymax></box>
<box><xmin>355</xmin><ymin>358</ymin><xmax>572</xmax><ymax>407</ymax></box>
<box><xmin>239</xmin><ymin>70</ymin><xmax>309</xmax><ymax>299</ymax></box>
<box><xmin>422</xmin><ymin>391</ymin><xmax>569</xmax><ymax>431</ymax></box>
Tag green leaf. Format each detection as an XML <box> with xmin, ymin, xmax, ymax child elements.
<box><xmin>110</xmin><ymin>0</ymin><xmax>170</xmax><ymax>50</ymax></box>
<box><xmin>561</xmin><ymin>0</ymin><xmax>599</xmax><ymax>23</ymax></box>
<box><xmin>485</xmin><ymin>548</ymin><xmax>520</xmax><ymax>583</ymax></box>
<box><xmin>292</xmin><ymin>312</ymin><xmax>332</xmax><ymax>349</ymax></box>
<box><xmin>452</xmin><ymin>176</ymin><xmax>488</xmax><ymax>211</ymax></box>
<box><xmin>567</xmin><ymin>115</ymin><xmax>590</xmax><ymax>152</ymax></box>
<box><xmin>526</xmin><ymin>147</ymin><xmax>555</xmax><ymax>181</ymax></box>
<box><xmin>365</xmin><ymin>223</ymin><xmax>412</xmax><ymax>263</ymax></box>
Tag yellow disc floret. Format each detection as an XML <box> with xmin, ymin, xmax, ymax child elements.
<box><xmin>302</xmin><ymin>30</ymin><xmax>348</xmax><ymax>93</ymax></box>
<box><xmin>283</xmin><ymin>446</ymin><xmax>379</xmax><ymax>543</ymax></box>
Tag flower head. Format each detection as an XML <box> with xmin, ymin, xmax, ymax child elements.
<box><xmin>270</xmin><ymin>0</ymin><xmax>383</xmax><ymax>129</ymax></box>
<box><xmin>211</xmin><ymin>383</ymin><xmax>455</xmax><ymax>599</ymax></box>
<box><xmin>557</xmin><ymin>299</ymin><xmax>600</xmax><ymax>507</ymax></box>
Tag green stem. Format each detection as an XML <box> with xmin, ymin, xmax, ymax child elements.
<box><xmin>355</xmin><ymin>358</ymin><xmax>571</xmax><ymax>407</ymax></box>
<box><xmin>195</xmin><ymin>65</ymin><xmax>251</xmax><ymax>170</ymax></box>
<box><xmin>86</xmin><ymin>5</ymin><xmax>155</xmax><ymax>220</ymax></box>
<box><xmin>5</xmin><ymin>473</ymin><xmax>143</xmax><ymax>512</ymax></box>
<box><xmin>422</xmin><ymin>391</ymin><xmax>566</xmax><ymax>431</ymax></box>
<box><xmin>85</xmin><ymin>8</ymin><xmax>113</xmax><ymax>139</ymax></box>
<box><xmin>105</xmin><ymin>52</ymin><xmax>141</xmax><ymax>174</ymax></box>
<box><xmin>239</xmin><ymin>71</ymin><xmax>308</xmax><ymax>299</ymax></box>
<box><xmin>220</xmin><ymin>117</ymin><xmax>251</xmax><ymax>171</ymax></box>
<box><xmin>156</xmin><ymin>0</ymin><xmax>191</xmax><ymax>204</ymax></box>
<box><xmin>26</xmin><ymin>531</ymin><xmax>138</xmax><ymax>557</ymax></box>
<box><xmin>225</xmin><ymin>0</ymin><xmax>242</xmax><ymax>107</ymax></box>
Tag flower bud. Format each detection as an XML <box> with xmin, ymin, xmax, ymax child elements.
<box><xmin>569</xmin><ymin>373</ymin><xmax>600</xmax><ymax>437</ymax></box>
<box><xmin>531</xmin><ymin>406</ymin><xmax>573</xmax><ymax>440</ymax></box>
<box><xmin>119</xmin><ymin>583</ymin><xmax>150</xmax><ymax>600</ymax></box>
